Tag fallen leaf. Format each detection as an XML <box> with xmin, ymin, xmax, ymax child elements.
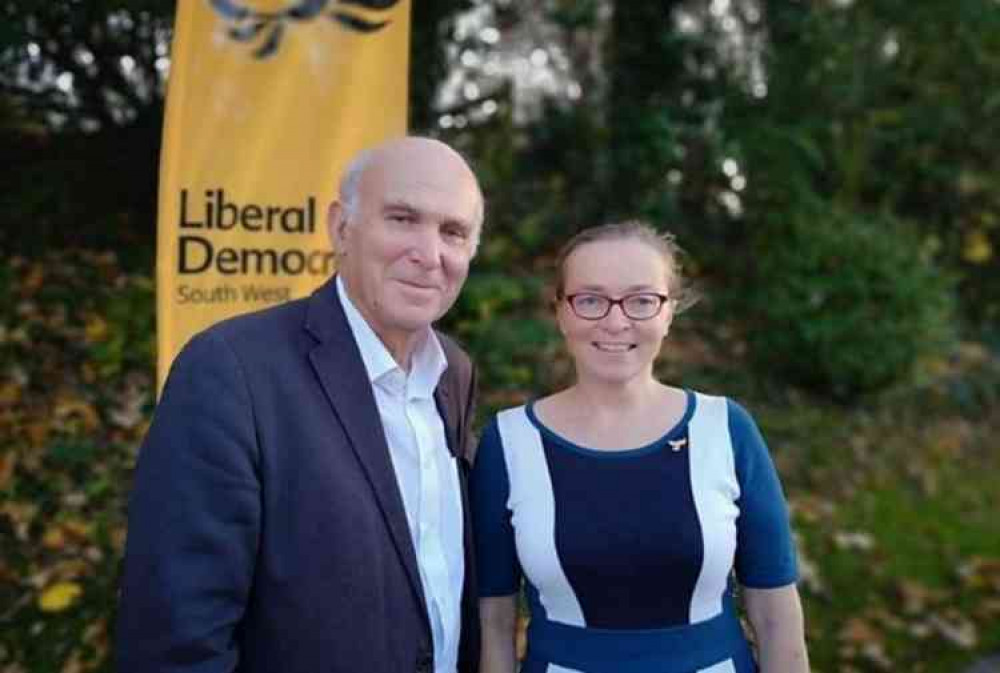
<box><xmin>110</xmin><ymin>526</ymin><xmax>127</xmax><ymax>554</ymax></box>
<box><xmin>975</xmin><ymin>598</ymin><xmax>1000</xmax><ymax>619</ymax></box>
<box><xmin>795</xmin><ymin>539</ymin><xmax>826</xmax><ymax>595</ymax></box>
<box><xmin>958</xmin><ymin>556</ymin><xmax>1000</xmax><ymax>592</ymax></box>
<box><xmin>81</xmin><ymin>363</ymin><xmax>98</xmax><ymax>384</ymax></box>
<box><xmin>1</xmin><ymin>501</ymin><xmax>39</xmax><ymax>540</ymax></box>
<box><xmin>927</xmin><ymin>613</ymin><xmax>977</xmax><ymax>649</ymax></box>
<box><xmin>108</xmin><ymin>383</ymin><xmax>147</xmax><ymax>430</ymax></box>
<box><xmin>869</xmin><ymin>608</ymin><xmax>905</xmax><ymax>631</ymax></box>
<box><xmin>834</xmin><ymin>531</ymin><xmax>876</xmax><ymax>552</ymax></box>
<box><xmin>51</xmin><ymin>559</ymin><xmax>90</xmax><ymax>581</ymax></box>
<box><xmin>839</xmin><ymin>617</ymin><xmax>881</xmax><ymax>644</ymax></box>
<box><xmin>963</xmin><ymin>229</ymin><xmax>993</xmax><ymax>265</ymax></box>
<box><xmin>60</xmin><ymin>651</ymin><xmax>84</xmax><ymax>673</ymax></box>
<box><xmin>83</xmin><ymin>315</ymin><xmax>109</xmax><ymax>344</ymax></box>
<box><xmin>62</xmin><ymin>491</ymin><xmax>88</xmax><ymax>509</ymax></box>
<box><xmin>8</xmin><ymin>327</ymin><xmax>29</xmax><ymax>344</ymax></box>
<box><xmin>83</xmin><ymin>619</ymin><xmax>106</xmax><ymax>646</ymax></box>
<box><xmin>42</xmin><ymin>527</ymin><xmax>67</xmax><ymax>551</ymax></box>
<box><xmin>22</xmin><ymin>264</ymin><xmax>45</xmax><ymax>294</ymax></box>
<box><xmin>897</xmin><ymin>579</ymin><xmax>938</xmax><ymax>615</ymax></box>
<box><xmin>37</xmin><ymin>582</ymin><xmax>83</xmax><ymax>613</ymax></box>
<box><xmin>62</xmin><ymin>519</ymin><xmax>92</xmax><ymax>542</ymax></box>
<box><xmin>860</xmin><ymin>641</ymin><xmax>893</xmax><ymax>670</ymax></box>
<box><xmin>789</xmin><ymin>495</ymin><xmax>836</xmax><ymax>523</ymax></box>
<box><xmin>54</xmin><ymin>396</ymin><xmax>100</xmax><ymax>432</ymax></box>
<box><xmin>24</xmin><ymin>422</ymin><xmax>50</xmax><ymax>448</ymax></box>
<box><xmin>0</xmin><ymin>451</ymin><xmax>16</xmax><ymax>490</ymax></box>
<box><xmin>0</xmin><ymin>382</ymin><xmax>21</xmax><ymax>405</ymax></box>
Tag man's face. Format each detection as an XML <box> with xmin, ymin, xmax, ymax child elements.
<box><xmin>333</xmin><ymin>140</ymin><xmax>482</xmax><ymax>361</ymax></box>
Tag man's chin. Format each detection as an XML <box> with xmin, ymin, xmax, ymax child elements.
<box><xmin>390</xmin><ymin>305</ymin><xmax>445</xmax><ymax>333</ymax></box>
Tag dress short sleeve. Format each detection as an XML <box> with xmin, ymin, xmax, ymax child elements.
<box><xmin>728</xmin><ymin>400</ymin><xmax>799</xmax><ymax>588</ymax></box>
<box><xmin>470</xmin><ymin>418</ymin><xmax>522</xmax><ymax>596</ymax></box>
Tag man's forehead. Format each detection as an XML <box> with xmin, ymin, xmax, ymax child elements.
<box><xmin>379</xmin><ymin>188</ymin><xmax>480</xmax><ymax>226</ymax></box>
<box><xmin>365</xmin><ymin>158</ymin><xmax>481</xmax><ymax>221</ymax></box>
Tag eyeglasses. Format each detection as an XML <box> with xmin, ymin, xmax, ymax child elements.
<box><xmin>563</xmin><ymin>292</ymin><xmax>670</xmax><ymax>321</ymax></box>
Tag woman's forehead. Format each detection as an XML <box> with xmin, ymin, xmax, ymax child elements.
<box><xmin>565</xmin><ymin>239</ymin><xmax>668</xmax><ymax>279</ymax></box>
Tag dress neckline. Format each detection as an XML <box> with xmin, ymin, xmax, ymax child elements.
<box><xmin>524</xmin><ymin>389</ymin><xmax>697</xmax><ymax>459</ymax></box>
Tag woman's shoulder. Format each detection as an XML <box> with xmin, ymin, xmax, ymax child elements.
<box><xmin>684</xmin><ymin>388</ymin><xmax>756</xmax><ymax>421</ymax></box>
<box><xmin>478</xmin><ymin>400</ymin><xmax>536</xmax><ymax>446</ymax></box>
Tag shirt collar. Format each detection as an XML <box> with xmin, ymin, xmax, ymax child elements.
<box><xmin>336</xmin><ymin>275</ymin><xmax>447</xmax><ymax>398</ymax></box>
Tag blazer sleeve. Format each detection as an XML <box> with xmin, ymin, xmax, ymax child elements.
<box><xmin>116</xmin><ymin>329</ymin><xmax>261</xmax><ymax>673</ymax></box>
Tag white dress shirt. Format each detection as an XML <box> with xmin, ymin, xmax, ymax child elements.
<box><xmin>337</xmin><ymin>277</ymin><xmax>464</xmax><ymax>673</ymax></box>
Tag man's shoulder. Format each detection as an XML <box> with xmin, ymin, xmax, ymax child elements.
<box><xmin>180</xmin><ymin>293</ymin><xmax>317</xmax><ymax>366</ymax></box>
<box><xmin>210</xmin><ymin>294</ymin><xmax>310</xmax><ymax>339</ymax></box>
<box><xmin>434</xmin><ymin>329</ymin><xmax>473</xmax><ymax>373</ymax></box>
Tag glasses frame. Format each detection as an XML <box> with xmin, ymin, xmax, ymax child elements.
<box><xmin>562</xmin><ymin>292</ymin><xmax>671</xmax><ymax>321</ymax></box>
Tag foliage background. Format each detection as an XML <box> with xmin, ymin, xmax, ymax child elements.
<box><xmin>2</xmin><ymin>1</ymin><xmax>999</xmax><ymax>671</ymax></box>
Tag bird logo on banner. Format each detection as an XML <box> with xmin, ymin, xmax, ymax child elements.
<box><xmin>209</xmin><ymin>0</ymin><xmax>400</xmax><ymax>59</ymax></box>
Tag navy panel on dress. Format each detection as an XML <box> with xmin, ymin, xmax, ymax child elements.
<box><xmin>540</xmin><ymin>427</ymin><xmax>704</xmax><ymax>629</ymax></box>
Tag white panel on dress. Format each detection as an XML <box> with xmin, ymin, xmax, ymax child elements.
<box><xmin>698</xmin><ymin>658</ymin><xmax>737</xmax><ymax>673</ymax></box>
<box><xmin>496</xmin><ymin>407</ymin><xmax>586</xmax><ymax>627</ymax></box>
<box><xmin>546</xmin><ymin>665</ymin><xmax>584</xmax><ymax>673</ymax></box>
<box><xmin>686</xmin><ymin>393</ymin><xmax>741</xmax><ymax>623</ymax></box>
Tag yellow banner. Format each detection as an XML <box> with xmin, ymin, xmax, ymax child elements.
<box><xmin>157</xmin><ymin>0</ymin><xmax>410</xmax><ymax>387</ymax></box>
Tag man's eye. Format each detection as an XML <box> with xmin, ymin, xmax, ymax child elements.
<box><xmin>443</xmin><ymin>226</ymin><xmax>468</xmax><ymax>240</ymax></box>
<box><xmin>388</xmin><ymin>213</ymin><xmax>414</xmax><ymax>224</ymax></box>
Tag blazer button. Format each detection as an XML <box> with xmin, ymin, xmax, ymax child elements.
<box><xmin>415</xmin><ymin>650</ymin><xmax>433</xmax><ymax>673</ymax></box>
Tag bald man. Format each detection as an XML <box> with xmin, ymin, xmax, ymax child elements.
<box><xmin>117</xmin><ymin>138</ymin><xmax>484</xmax><ymax>673</ymax></box>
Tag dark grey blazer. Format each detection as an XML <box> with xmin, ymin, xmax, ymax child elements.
<box><xmin>116</xmin><ymin>276</ymin><xmax>479</xmax><ymax>673</ymax></box>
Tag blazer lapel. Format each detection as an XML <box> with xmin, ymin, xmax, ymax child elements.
<box><xmin>434</xmin><ymin>383</ymin><xmax>459</xmax><ymax>459</ymax></box>
<box><xmin>303</xmin><ymin>279</ymin><xmax>428</xmax><ymax>620</ymax></box>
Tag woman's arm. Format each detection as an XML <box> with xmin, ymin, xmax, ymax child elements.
<box><xmin>744</xmin><ymin>584</ymin><xmax>810</xmax><ymax>673</ymax></box>
<box><xmin>479</xmin><ymin>595</ymin><xmax>519</xmax><ymax>673</ymax></box>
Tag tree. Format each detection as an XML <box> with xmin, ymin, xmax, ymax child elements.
<box><xmin>737</xmin><ymin>0</ymin><xmax>1000</xmax><ymax>328</ymax></box>
<box><xmin>0</xmin><ymin>0</ymin><xmax>473</xmax><ymax>252</ymax></box>
<box><xmin>0</xmin><ymin>0</ymin><xmax>172</xmax><ymax>131</ymax></box>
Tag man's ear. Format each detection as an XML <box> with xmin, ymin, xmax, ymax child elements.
<box><xmin>328</xmin><ymin>201</ymin><xmax>347</xmax><ymax>249</ymax></box>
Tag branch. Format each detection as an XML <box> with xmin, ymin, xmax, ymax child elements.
<box><xmin>437</xmin><ymin>83</ymin><xmax>510</xmax><ymax>117</ymax></box>
<box><xmin>0</xmin><ymin>80</ymin><xmax>96</xmax><ymax>121</ymax></box>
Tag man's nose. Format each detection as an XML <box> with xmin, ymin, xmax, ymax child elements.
<box><xmin>408</xmin><ymin>229</ymin><xmax>442</xmax><ymax>268</ymax></box>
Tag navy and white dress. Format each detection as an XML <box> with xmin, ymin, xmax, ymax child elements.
<box><xmin>470</xmin><ymin>390</ymin><xmax>798</xmax><ymax>673</ymax></box>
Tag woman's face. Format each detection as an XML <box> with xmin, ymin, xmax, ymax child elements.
<box><xmin>557</xmin><ymin>237</ymin><xmax>675</xmax><ymax>386</ymax></box>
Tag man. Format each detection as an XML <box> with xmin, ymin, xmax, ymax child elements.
<box><xmin>116</xmin><ymin>137</ymin><xmax>483</xmax><ymax>673</ymax></box>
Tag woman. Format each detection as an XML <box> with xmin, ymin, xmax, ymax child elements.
<box><xmin>471</xmin><ymin>222</ymin><xmax>810</xmax><ymax>673</ymax></box>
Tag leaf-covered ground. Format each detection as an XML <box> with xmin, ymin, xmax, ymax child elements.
<box><xmin>1</xmin><ymin>252</ymin><xmax>154</xmax><ymax>672</ymax></box>
<box><xmin>1</xmin><ymin>251</ymin><xmax>997</xmax><ymax>672</ymax></box>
